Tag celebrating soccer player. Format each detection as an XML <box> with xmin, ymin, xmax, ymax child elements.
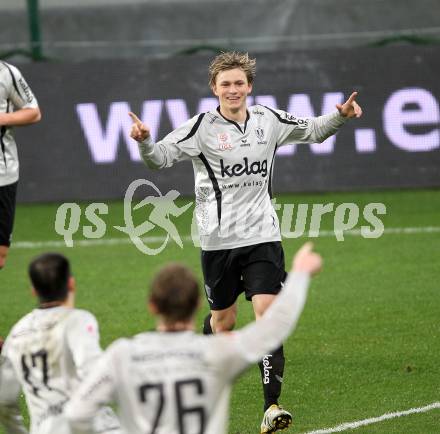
<box><xmin>0</xmin><ymin>253</ymin><xmax>121</xmax><ymax>434</ymax></box>
<box><xmin>0</xmin><ymin>61</ymin><xmax>41</xmax><ymax>269</ymax></box>
<box><xmin>129</xmin><ymin>51</ymin><xmax>362</xmax><ymax>432</ymax></box>
<box><xmin>66</xmin><ymin>242</ymin><xmax>322</xmax><ymax>434</ymax></box>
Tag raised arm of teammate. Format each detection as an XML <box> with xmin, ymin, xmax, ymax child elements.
<box><xmin>207</xmin><ymin>242</ymin><xmax>322</xmax><ymax>377</ymax></box>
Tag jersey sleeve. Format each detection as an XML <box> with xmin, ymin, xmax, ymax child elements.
<box><xmin>66</xmin><ymin>311</ymin><xmax>103</xmax><ymax>380</ymax></box>
<box><xmin>0</xmin><ymin>339</ymin><xmax>28</xmax><ymax>434</ymax></box>
<box><xmin>267</xmin><ymin>107</ymin><xmax>347</xmax><ymax>147</ymax></box>
<box><xmin>3</xmin><ymin>63</ymin><xmax>39</xmax><ymax>110</ymax></box>
<box><xmin>206</xmin><ymin>271</ymin><xmax>311</xmax><ymax>379</ymax></box>
<box><xmin>137</xmin><ymin>113</ymin><xmax>204</xmax><ymax>169</ymax></box>
<box><xmin>65</xmin><ymin>342</ymin><xmax>120</xmax><ymax>434</ymax></box>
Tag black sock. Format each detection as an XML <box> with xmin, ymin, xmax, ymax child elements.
<box><xmin>258</xmin><ymin>345</ymin><xmax>285</xmax><ymax>411</ymax></box>
<box><xmin>203</xmin><ymin>313</ymin><xmax>213</xmax><ymax>335</ymax></box>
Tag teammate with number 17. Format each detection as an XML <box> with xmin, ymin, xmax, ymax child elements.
<box><xmin>129</xmin><ymin>52</ymin><xmax>362</xmax><ymax>432</ymax></box>
<box><xmin>0</xmin><ymin>253</ymin><xmax>121</xmax><ymax>434</ymax></box>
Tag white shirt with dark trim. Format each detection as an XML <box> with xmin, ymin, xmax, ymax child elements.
<box><xmin>0</xmin><ymin>62</ymin><xmax>39</xmax><ymax>187</ymax></box>
<box><xmin>65</xmin><ymin>271</ymin><xmax>310</xmax><ymax>434</ymax></box>
<box><xmin>0</xmin><ymin>307</ymin><xmax>121</xmax><ymax>434</ymax></box>
<box><xmin>138</xmin><ymin>105</ymin><xmax>347</xmax><ymax>250</ymax></box>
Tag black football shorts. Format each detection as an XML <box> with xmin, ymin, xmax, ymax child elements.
<box><xmin>201</xmin><ymin>241</ymin><xmax>287</xmax><ymax>310</ymax></box>
<box><xmin>0</xmin><ymin>181</ymin><xmax>18</xmax><ymax>247</ymax></box>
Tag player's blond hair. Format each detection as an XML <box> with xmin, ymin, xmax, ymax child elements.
<box><xmin>208</xmin><ymin>51</ymin><xmax>256</xmax><ymax>87</ymax></box>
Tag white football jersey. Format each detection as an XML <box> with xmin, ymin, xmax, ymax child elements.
<box><xmin>0</xmin><ymin>61</ymin><xmax>39</xmax><ymax>187</ymax></box>
<box><xmin>138</xmin><ymin>105</ymin><xmax>347</xmax><ymax>250</ymax></box>
<box><xmin>0</xmin><ymin>307</ymin><xmax>120</xmax><ymax>434</ymax></box>
<box><xmin>66</xmin><ymin>271</ymin><xmax>310</xmax><ymax>434</ymax></box>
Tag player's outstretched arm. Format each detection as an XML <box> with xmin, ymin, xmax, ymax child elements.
<box><xmin>129</xmin><ymin>111</ymin><xmax>202</xmax><ymax>170</ymax></box>
<box><xmin>276</xmin><ymin>92</ymin><xmax>362</xmax><ymax>147</ymax></box>
<box><xmin>216</xmin><ymin>243</ymin><xmax>322</xmax><ymax>375</ymax></box>
<box><xmin>336</xmin><ymin>91</ymin><xmax>363</xmax><ymax>118</ymax></box>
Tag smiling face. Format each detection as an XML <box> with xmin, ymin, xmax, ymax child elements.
<box><xmin>211</xmin><ymin>68</ymin><xmax>253</xmax><ymax>116</ymax></box>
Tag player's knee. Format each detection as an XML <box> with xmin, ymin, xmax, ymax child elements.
<box><xmin>212</xmin><ymin>312</ymin><xmax>236</xmax><ymax>332</ymax></box>
<box><xmin>252</xmin><ymin>294</ymin><xmax>276</xmax><ymax>319</ymax></box>
<box><xmin>0</xmin><ymin>257</ymin><xmax>6</xmax><ymax>269</ymax></box>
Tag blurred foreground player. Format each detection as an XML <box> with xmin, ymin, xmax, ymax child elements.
<box><xmin>0</xmin><ymin>253</ymin><xmax>120</xmax><ymax>434</ymax></box>
<box><xmin>0</xmin><ymin>62</ymin><xmax>41</xmax><ymax>269</ymax></box>
<box><xmin>66</xmin><ymin>242</ymin><xmax>322</xmax><ymax>434</ymax></box>
<box><xmin>129</xmin><ymin>51</ymin><xmax>362</xmax><ymax>432</ymax></box>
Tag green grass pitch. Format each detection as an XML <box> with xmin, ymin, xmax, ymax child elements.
<box><xmin>1</xmin><ymin>189</ymin><xmax>439</xmax><ymax>433</ymax></box>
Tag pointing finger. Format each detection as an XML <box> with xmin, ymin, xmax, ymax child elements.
<box><xmin>129</xmin><ymin>112</ymin><xmax>143</xmax><ymax>126</ymax></box>
<box><xmin>353</xmin><ymin>101</ymin><xmax>363</xmax><ymax>118</ymax></box>
<box><xmin>347</xmin><ymin>91</ymin><xmax>358</xmax><ymax>104</ymax></box>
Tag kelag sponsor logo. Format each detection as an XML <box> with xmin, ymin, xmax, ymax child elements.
<box><xmin>220</xmin><ymin>158</ymin><xmax>268</xmax><ymax>178</ymax></box>
<box><xmin>262</xmin><ymin>355</ymin><xmax>273</xmax><ymax>385</ymax></box>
